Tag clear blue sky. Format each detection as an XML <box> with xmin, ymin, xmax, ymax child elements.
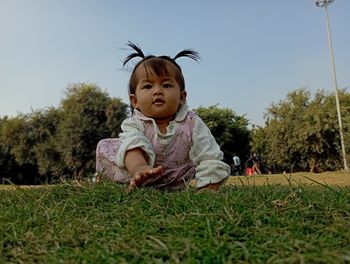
<box><xmin>1</xmin><ymin>0</ymin><xmax>350</xmax><ymax>125</ymax></box>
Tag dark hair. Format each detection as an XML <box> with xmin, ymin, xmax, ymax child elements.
<box><xmin>123</xmin><ymin>41</ymin><xmax>200</xmax><ymax>95</ymax></box>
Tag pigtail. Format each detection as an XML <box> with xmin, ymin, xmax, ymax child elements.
<box><xmin>173</xmin><ymin>50</ymin><xmax>200</xmax><ymax>62</ymax></box>
<box><xmin>123</xmin><ymin>41</ymin><xmax>146</xmax><ymax>66</ymax></box>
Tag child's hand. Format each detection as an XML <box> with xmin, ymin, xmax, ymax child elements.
<box><xmin>128</xmin><ymin>165</ymin><xmax>164</xmax><ymax>192</ymax></box>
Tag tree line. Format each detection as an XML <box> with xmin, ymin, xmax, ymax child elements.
<box><xmin>251</xmin><ymin>88</ymin><xmax>350</xmax><ymax>173</ymax></box>
<box><xmin>0</xmin><ymin>84</ymin><xmax>349</xmax><ymax>184</ymax></box>
<box><xmin>0</xmin><ymin>84</ymin><xmax>128</xmax><ymax>184</ymax></box>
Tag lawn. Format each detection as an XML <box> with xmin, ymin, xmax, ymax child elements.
<box><xmin>1</xmin><ymin>172</ymin><xmax>350</xmax><ymax>263</ymax></box>
<box><xmin>227</xmin><ymin>171</ymin><xmax>350</xmax><ymax>187</ymax></box>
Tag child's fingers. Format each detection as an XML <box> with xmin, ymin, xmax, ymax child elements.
<box><xmin>151</xmin><ymin>165</ymin><xmax>164</xmax><ymax>174</ymax></box>
<box><xmin>143</xmin><ymin>166</ymin><xmax>164</xmax><ymax>184</ymax></box>
<box><xmin>127</xmin><ymin>180</ymin><xmax>137</xmax><ymax>192</ymax></box>
<box><xmin>128</xmin><ymin>170</ymin><xmax>149</xmax><ymax>190</ymax></box>
<box><xmin>128</xmin><ymin>165</ymin><xmax>165</xmax><ymax>192</ymax></box>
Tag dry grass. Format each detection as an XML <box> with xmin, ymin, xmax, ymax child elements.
<box><xmin>227</xmin><ymin>171</ymin><xmax>350</xmax><ymax>187</ymax></box>
<box><xmin>1</xmin><ymin>171</ymin><xmax>350</xmax><ymax>191</ymax></box>
<box><xmin>0</xmin><ymin>184</ymin><xmax>56</xmax><ymax>191</ymax></box>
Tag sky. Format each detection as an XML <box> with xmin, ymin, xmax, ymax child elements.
<box><xmin>1</xmin><ymin>0</ymin><xmax>350</xmax><ymax>126</ymax></box>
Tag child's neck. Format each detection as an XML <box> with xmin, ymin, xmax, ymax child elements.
<box><xmin>155</xmin><ymin>116</ymin><xmax>175</xmax><ymax>134</ymax></box>
<box><xmin>157</xmin><ymin>123</ymin><xmax>168</xmax><ymax>134</ymax></box>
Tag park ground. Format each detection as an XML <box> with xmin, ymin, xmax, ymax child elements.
<box><xmin>226</xmin><ymin>171</ymin><xmax>350</xmax><ymax>187</ymax></box>
<box><xmin>1</xmin><ymin>171</ymin><xmax>350</xmax><ymax>263</ymax></box>
<box><xmin>1</xmin><ymin>171</ymin><xmax>350</xmax><ymax>191</ymax></box>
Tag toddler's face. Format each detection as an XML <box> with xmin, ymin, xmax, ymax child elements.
<box><xmin>130</xmin><ymin>61</ymin><xmax>186</xmax><ymax>123</ymax></box>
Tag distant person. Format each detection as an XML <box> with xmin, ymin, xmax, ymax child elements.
<box><xmin>232</xmin><ymin>154</ymin><xmax>242</xmax><ymax>175</ymax></box>
<box><xmin>245</xmin><ymin>155</ymin><xmax>254</xmax><ymax>176</ymax></box>
<box><xmin>96</xmin><ymin>42</ymin><xmax>230</xmax><ymax>192</ymax></box>
<box><xmin>252</xmin><ymin>153</ymin><xmax>261</xmax><ymax>175</ymax></box>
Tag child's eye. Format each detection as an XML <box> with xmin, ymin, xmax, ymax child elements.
<box><xmin>163</xmin><ymin>83</ymin><xmax>173</xmax><ymax>88</ymax></box>
<box><xmin>143</xmin><ymin>84</ymin><xmax>152</xmax><ymax>89</ymax></box>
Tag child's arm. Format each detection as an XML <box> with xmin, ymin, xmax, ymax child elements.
<box><xmin>190</xmin><ymin>116</ymin><xmax>231</xmax><ymax>191</ymax></box>
<box><xmin>116</xmin><ymin>117</ymin><xmax>161</xmax><ymax>190</ymax></box>
<box><xmin>125</xmin><ymin>148</ymin><xmax>163</xmax><ymax>191</ymax></box>
<box><xmin>125</xmin><ymin>148</ymin><xmax>150</xmax><ymax>176</ymax></box>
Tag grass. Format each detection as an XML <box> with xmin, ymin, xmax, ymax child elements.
<box><xmin>227</xmin><ymin>171</ymin><xmax>350</xmax><ymax>187</ymax></box>
<box><xmin>1</xmin><ymin>176</ymin><xmax>350</xmax><ymax>263</ymax></box>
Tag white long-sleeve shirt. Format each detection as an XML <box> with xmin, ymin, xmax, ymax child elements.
<box><xmin>116</xmin><ymin>104</ymin><xmax>230</xmax><ymax>189</ymax></box>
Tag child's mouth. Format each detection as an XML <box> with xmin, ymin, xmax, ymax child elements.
<box><xmin>153</xmin><ymin>98</ymin><xmax>165</xmax><ymax>105</ymax></box>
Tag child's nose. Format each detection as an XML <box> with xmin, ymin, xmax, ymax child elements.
<box><xmin>153</xmin><ymin>84</ymin><xmax>163</xmax><ymax>95</ymax></box>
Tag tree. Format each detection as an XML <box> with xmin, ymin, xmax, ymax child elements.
<box><xmin>0</xmin><ymin>117</ymin><xmax>24</xmax><ymax>184</ymax></box>
<box><xmin>105</xmin><ymin>98</ymin><xmax>130</xmax><ymax>138</ymax></box>
<box><xmin>0</xmin><ymin>83</ymin><xmax>129</xmax><ymax>184</ymax></box>
<box><xmin>30</xmin><ymin>108</ymin><xmax>65</xmax><ymax>180</ymax></box>
<box><xmin>252</xmin><ymin>88</ymin><xmax>350</xmax><ymax>172</ymax></box>
<box><xmin>56</xmin><ymin>83</ymin><xmax>128</xmax><ymax>177</ymax></box>
<box><xmin>0</xmin><ymin>115</ymin><xmax>41</xmax><ymax>183</ymax></box>
<box><xmin>194</xmin><ymin>105</ymin><xmax>251</xmax><ymax>166</ymax></box>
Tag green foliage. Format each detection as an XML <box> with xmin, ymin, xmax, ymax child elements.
<box><xmin>30</xmin><ymin>108</ymin><xmax>65</xmax><ymax>179</ymax></box>
<box><xmin>0</xmin><ymin>117</ymin><xmax>27</xmax><ymax>183</ymax></box>
<box><xmin>0</xmin><ymin>83</ymin><xmax>128</xmax><ymax>183</ymax></box>
<box><xmin>105</xmin><ymin>98</ymin><xmax>130</xmax><ymax>138</ymax></box>
<box><xmin>1</xmin><ymin>182</ymin><xmax>350</xmax><ymax>263</ymax></box>
<box><xmin>0</xmin><ymin>115</ymin><xmax>41</xmax><ymax>183</ymax></box>
<box><xmin>252</xmin><ymin>88</ymin><xmax>350</xmax><ymax>172</ymax></box>
<box><xmin>194</xmin><ymin>105</ymin><xmax>251</xmax><ymax>163</ymax></box>
<box><xmin>56</xmin><ymin>83</ymin><xmax>128</xmax><ymax>176</ymax></box>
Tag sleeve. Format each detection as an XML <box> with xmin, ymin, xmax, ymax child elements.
<box><xmin>189</xmin><ymin>116</ymin><xmax>231</xmax><ymax>188</ymax></box>
<box><xmin>116</xmin><ymin>117</ymin><xmax>156</xmax><ymax>168</ymax></box>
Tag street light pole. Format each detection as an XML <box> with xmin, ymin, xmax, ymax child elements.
<box><xmin>316</xmin><ymin>0</ymin><xmax>349</xmax><ymax>171</ymax></box>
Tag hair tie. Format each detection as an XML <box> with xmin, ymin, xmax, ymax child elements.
<box><xmin>123</xmin><ymin>41</ymin><xmax>146</xmax><ymax>66</ymax></box>
<box><xmin>173</xmin><ymin>50</ymin><xmax>200</xmax><ymax>62</ymax></box>
<box><xmin>123</xmin><ymin>41</ymin><xmax>200</xmax><ymax>67</ymax></box>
